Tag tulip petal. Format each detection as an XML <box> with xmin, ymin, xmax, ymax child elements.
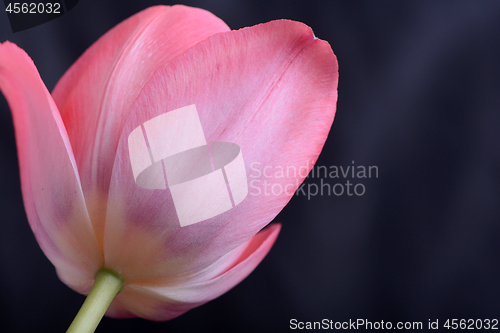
<box><xmin>106</xmin><ymin>224</ymin><xmax>280</xmax><ymax>320</ymax></box>
<box><xmin>104</xmin><ymin>20</ymin><xmax>337</xmax><ymax>279</ymax></box>
<box><xmin>51</xmin><ymin>5</ymin><xmax>230</xmax><ymax>249</ymax></box>
<box><xmin>0</xmin><ymin>42</ymin><xmax>102</xmax><ymax>281</ymax></box>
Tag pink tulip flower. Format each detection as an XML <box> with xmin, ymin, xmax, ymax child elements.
<box><xmin>0</xmin><ymin>5</ymin><xmax>337</xmax><ymax>323</ymax></box>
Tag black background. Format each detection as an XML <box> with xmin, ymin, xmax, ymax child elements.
<box><xmin>1</xmin><ymin>1</ymin><xmax>500</xmax><ymax>332</ymax></box>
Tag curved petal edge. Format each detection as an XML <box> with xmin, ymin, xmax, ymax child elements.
<box><xmin>0</xmin><ymin>41</ymin><xmax>102</xmax><ymax>280</ymax></box>
<box><xmin>106</xmin><ymin>224</ymin><xmax>281</xmax><ymax>320</ymax></box>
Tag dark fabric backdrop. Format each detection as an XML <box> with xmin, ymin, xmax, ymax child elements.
<box><xmin>1</xmin><ymin>1</ymin><xmax>499</xmax><ymax>332</ymax></box>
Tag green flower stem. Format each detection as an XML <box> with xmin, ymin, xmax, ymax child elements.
<box><xmin>66</xmin><ymin>267</ymin><xmax>125</xmax><ymax>333</ymax></box>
